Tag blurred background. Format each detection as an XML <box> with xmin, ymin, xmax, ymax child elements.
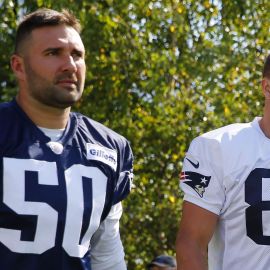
<box><xmin>0</xmin><ymin>0</ymin><xmax>268</xmax><ymax>269</ymax></box>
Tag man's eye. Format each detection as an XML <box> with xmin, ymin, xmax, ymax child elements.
<box><xmin>47</xmin><ymin>50</ymin><xmax>59</xmax><ymax>56</ymax></box>
<box><xmin>72</xmin><ymin>51</ymin><xmax>83</xmax><ymax>58</ymax></box>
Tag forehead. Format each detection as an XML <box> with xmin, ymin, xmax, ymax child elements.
<box><xmin>30</xmin><ymin>25</ymin><xmax>85</xmax><ymax>52</ymax></box>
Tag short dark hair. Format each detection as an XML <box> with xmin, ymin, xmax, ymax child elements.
<box><xmin>14</xmin><ymin>8</ymin><xmax>81</xmax><ymax>53</ymax></box>
<box><xmin>263</xmin><ymin>54</ymin><xmax>270</xmax><ymax>79</ymax></box>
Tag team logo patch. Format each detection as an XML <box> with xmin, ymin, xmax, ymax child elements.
<box><xmin>180</xmin><ymin>171</ymin><xmax>211</xmax><ymax>197</ymax></box>
<box><xmin>86</xmin><ymin>143</ymin><xmax>117</xmax><ymax>171</ymax></box>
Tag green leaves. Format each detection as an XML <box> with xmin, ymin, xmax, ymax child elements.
<box><xmin>0</xmin><ymin>0</ymin><xmax>269</xmax><ymax>269</ymax></box>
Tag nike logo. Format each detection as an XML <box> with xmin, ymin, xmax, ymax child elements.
<box><xmin>186</xmin><ymin>157</ymin><xmax>199</xmax><ymax>169</ymax></box>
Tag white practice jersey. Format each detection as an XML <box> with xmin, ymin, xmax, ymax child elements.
<box><xmin>180</xmin><ymin>117</ymin><xmax>270</xmax><ymax>270</ymax></box>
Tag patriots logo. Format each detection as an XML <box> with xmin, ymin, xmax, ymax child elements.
<box><xmin>180</xmin><ymin>171</ymin><xmax>211</xmax><ymax>197</ymax></box>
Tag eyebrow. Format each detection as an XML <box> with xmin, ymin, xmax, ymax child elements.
<box><xmin>42</xmin><ymin>47</ymin><xmax>85</xmax><ymax>55</ymax></box>
<box><xmin>42</xmin><ymin>47</ymin><xmax>63</xmax><ymax>54</ymax></box>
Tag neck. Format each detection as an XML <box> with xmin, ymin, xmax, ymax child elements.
<box><xmin>259</xmin><ymin>101</ymin><xmax>270</xmax><ymax>138</ymax></box>
<box><xmin>16</xmin><ymin>94</ymin><xmax>70</xmax><ymax>129</ymax></box>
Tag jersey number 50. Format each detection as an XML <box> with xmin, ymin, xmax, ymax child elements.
<box><xmin>0</xmin><ymin>157</ymin><xmax>107</xmax><ymax>257</ymax></box>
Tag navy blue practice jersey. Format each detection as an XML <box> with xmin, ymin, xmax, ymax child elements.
<box><xmin>0</xmin><ymin>99</ymin><xmax>133</xmax><ymax>270</ymax></box>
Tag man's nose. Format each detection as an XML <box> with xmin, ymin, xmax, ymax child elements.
<box><xmin>61</xmin><ymin>55</ymin><xmax>77</xmax><ymax>73</ymax></box>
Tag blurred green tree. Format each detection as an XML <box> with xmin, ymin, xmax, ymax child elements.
<box><xmin>0</xmin><ymin>0</ymin><xmax>269</xmax><ymax>269</ymax></box>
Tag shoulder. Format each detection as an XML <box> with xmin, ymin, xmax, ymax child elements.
<box><xmin>74</xmin><ymin>112</ymin><xmax>127</xmax><ymax>139</ymax></box>
<box><xmin>0</xmin><ymin>100</ymin><xmax>25</xmax><ymax>124</ymax></box>
<box><xmin>193</xmin><ymin>121</ymin><xmax>255</xmax><ymax>149</ymax></box>
<box><xmin>0</xmin><ymin>101</ymin><xmax>23</xmax><ymax>153</ymax></box>
<box><xmin>202</xmin><ymin>121</ymin><xmax>252</xmax><ymax>140</ymax></box>
<box><xmin>188</xmin><ymin>119</ymin><xmax>260</xmax><ymax>168</ymax></box>
<box><xmin>0</xmin><ymin>100</ymin><xmax>19</xmax><ymax>134</ymax></box>
<box><xmin>71</xmin><ymin>112</ymin><xmax>131</xmax><ymax>150</ymax></box>
<box><xmin>0</xmin><ymin>100</ymin><xmax>15</xmax><ymax>114</ymax></box>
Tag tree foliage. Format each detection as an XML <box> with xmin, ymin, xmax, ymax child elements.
<box><xmin>0</xmin><ymin>0</ymin><xmax>269</xmax><ymax>269</ymax></box>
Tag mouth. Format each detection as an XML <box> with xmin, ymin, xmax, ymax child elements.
<box><xmin>56</xmin><ymin>80</ymin><xmax>78</xmax><ymax>88</ymax></box>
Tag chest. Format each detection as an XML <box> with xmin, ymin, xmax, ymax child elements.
<box><xmin>0</xmin><ymin>140</ymin><xmax>116</xmax><ymax>258</ymax></box>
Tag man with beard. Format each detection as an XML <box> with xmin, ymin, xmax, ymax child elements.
<box><xmin>0</xmin><ymin>8</ymin><xmax>133</xmax><ymax>270</ymax></box>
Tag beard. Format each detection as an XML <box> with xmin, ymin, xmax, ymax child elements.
<box><xmin>24</xmin><ymin>61</ymin><xmax>85</xmax><ymax>109</ymax></box>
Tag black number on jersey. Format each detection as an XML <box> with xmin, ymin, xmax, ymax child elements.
<box><xmin>245</xmin><ymin>168</ymin><xmax>270</xmax><ymax>245</ymax></box>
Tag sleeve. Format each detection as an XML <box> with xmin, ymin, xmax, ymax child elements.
<box><xmin>113</xmin><ymin>139</ymin><xmax>134</xmax><ymax>204</ymax></box>
<box><xmin>179</xmin><ymin>137</ymin><xmax>226</xmax><ymax>215</ymax></box>
<box><xmin>90</xmin><ymin>202</ymin><xmax>127</xmax><ymax>270</ymax></box>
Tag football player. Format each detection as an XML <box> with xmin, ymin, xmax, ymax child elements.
<box><xmin>1</xmin><ymin>8</ymin><xmax>133</xmax><ymax>270</ymax></box>
<box><xmin>176</xmin><ymin>54</ymin><xmax>270</xmax><ymax>270</ymax></box>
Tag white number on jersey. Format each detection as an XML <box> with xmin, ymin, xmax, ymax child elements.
<box><xmin>0</xmin><ymin>158</ymin><xmax>107</xmax><ymax>257</ymax></box>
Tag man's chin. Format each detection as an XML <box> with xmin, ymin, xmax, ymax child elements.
<box><xmin>56</xmin><ymin>91</ymin><xmax>82</xmax><ymax>107</ymax></box>
<box><xmin>55</xmin><ymin>98</ymin><xmax>80</xmax><ymax>108</ymax></box>
<box><xmin>44</xmin><ymin>96</ymin><xmax>81</xmax><ymax>109</ymax></box>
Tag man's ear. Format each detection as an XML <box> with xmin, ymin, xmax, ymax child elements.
<box><xmin>262</xmin><ymin>78</ymin><xmax>270</xmax><ymax>99</ymax></box>
<box><xmin>10</xmin><ymin>54</ymin><xmax>26</xmax><ymax>81</ymax></box>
